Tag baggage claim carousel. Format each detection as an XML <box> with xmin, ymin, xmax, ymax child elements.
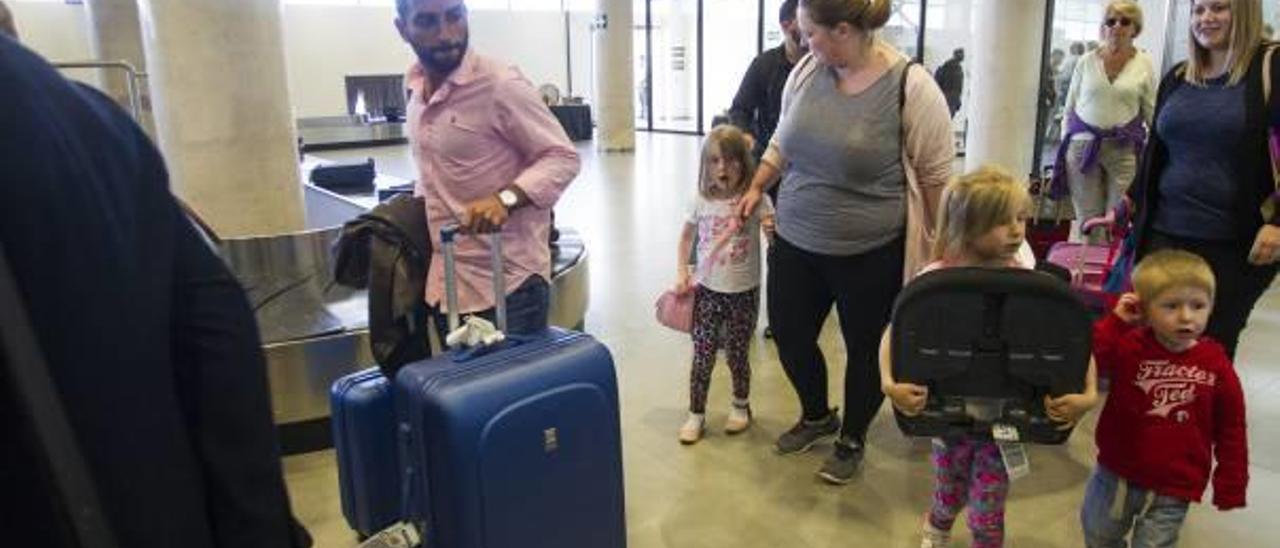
<box><xmin>222</xmin><ymin>147</ymin><xmax>590</xmax><ymax>455</ymax></box>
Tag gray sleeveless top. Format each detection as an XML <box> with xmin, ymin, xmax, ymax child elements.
<box><xmin>774</xmin><ymin>59</ymin><xmax>907</xmax><ymax>256</ymax></box>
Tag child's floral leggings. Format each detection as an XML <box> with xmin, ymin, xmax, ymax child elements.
<box><xmin>929</xmin><ymin>436</ymin><xmax>1010</xmax><ymax>547</ymax></box>
<box><xmin>688</xmin><ymin>285</ymin><xmax>758</xmax><ymax>414</ymax></box>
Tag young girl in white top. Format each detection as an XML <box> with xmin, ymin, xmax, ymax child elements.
<box><xmin>880</xmin><ymin>166</ymin><xmax>1100</xmax><ymax>547</ymax></box>
<box><xmin>674</xmin><ymin>125</ymin><xmax>775</xmax><ymax>444</ymax></box>
<box><xmin>1054</xmin><ymin>0</ymin><xmax>1157</xmax><ymax>242</ymax></box>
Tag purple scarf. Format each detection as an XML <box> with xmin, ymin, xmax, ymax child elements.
<box><xmin>1049</xmin><ymin>111</ymin><xmax>1147</xmax><ymax>199</ymax></box>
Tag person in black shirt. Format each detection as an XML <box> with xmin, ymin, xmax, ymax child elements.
<box><xmin>0</xmin><ymin>35</ymin><xmax>309</xmax><ymax>548</ymax></box>
<box><xmin>934</xmin><ymin>48</ymin><xmax>965</xmax><ymax>118</ymax></box>
<box><xmin>728</xmin><ymin>0</ymin><xmax>806</xmax><ymax>171</ymax></box>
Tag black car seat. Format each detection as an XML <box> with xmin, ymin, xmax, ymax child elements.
<box><xmin>890</xmin><ymin>267</ymin><xmax>1091</xmax><ymax>444</ymax></box>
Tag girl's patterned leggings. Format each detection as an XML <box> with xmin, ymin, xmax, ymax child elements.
<box><xmin>688</xmin><ymin>285</ymin><xmax>758</xmax><ymax>414</ymax></box>
<box><xmin>929</xmin><ymin>436</ymin><xmax>1010</xmax><ymax>548</ymax></box>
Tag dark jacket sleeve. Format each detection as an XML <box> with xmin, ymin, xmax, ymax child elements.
<box><xmin>728</xmin><ymin>55</ymin><xmax>766</xmax><ymax>133</ymax></box>
<box><xmin>168</xmin><ymin>197</ymin><xmax>311</xmax><ymax>548</ymax></box>
<box><xmin>1211</xmin><ymin>355</ymin><xmax>1249</xmax><ymax>510</ymax></box>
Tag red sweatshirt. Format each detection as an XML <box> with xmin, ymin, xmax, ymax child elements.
<box><xmin>1092</xmin><ymin>313</ymin><xmax>1249</xmax><ymax>509</ymax></box>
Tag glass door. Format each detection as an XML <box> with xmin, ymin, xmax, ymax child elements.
<box><xmin>635</xmin><ymin>0</ymin><xmax>653</xmax><ymax>129</ymax></box>
<box><xmin>922</xmin><ymin>0</ymin><xmax>971</xmax><ymax>155</ymax></box>
<box><xmin>650</xmin><ymin>0</ymin><xmax>701</xmax><ymax>132</ymax></box>
<box><xmin>886</xmin><ymin>0</ymin><xmax>926</xmax><ymax>60</ymax></box>
<box><xmin>703</xmin><ymin>0</ymin><xmax>762</xmax><ymax>132</ymax></box>
<box><xmin>1043</xmin><ymin>0</ymin><xmax>1106</xmax><ymax>170</ymax></box>
<box><xmin>762</xmin><ymin>0</ymin><xmax>786</xmax><ymax>49</ymax></box>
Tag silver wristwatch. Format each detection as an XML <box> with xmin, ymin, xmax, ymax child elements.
<box><xmin>497</xmin><ymin>189</ymin><xmax>519</xmax><ymax>209</ymax></box>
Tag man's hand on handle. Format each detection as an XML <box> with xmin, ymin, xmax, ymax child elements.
<box><xmin>461</xmin><ymin>196</ymin><xmax>508</xmax><ymax>233</ymax></box>
<box><xmin>462</xmin><ymin>186</ymin><xmax>529</xmax><ymax>233</ymax></box>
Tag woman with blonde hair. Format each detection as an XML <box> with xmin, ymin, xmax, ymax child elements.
<box><xmin>735</xmin><ymin>0</ymin><xmax>953</xmax><ymax>485</ymax></box>
<box><xmin>1129</xmin><ymin>0</ymin><xmax>1280</xmax><ymax>358</ymax></box>
<box><xmin>1054</xmin><ymin>0</ymin><xmax>1157</xmax><ymax>242</ymax></box>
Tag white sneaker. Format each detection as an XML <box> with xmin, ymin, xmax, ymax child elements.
<box><xmin>920</xmin><ymin>516</ymin><xmax>950</xmax><ymax>548</ymax></box>
<box><xmin>724</xmin><ymin>404</ymin><xmax>752</xmax><ymax>434</ymax></box>
<box><xmin>678</xmin><ymin>413</ymin><xmax>705</xmax><ymax>445</ymax></box>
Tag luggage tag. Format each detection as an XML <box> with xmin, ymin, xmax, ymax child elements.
<box><xmin>993</xmin><ymin>423</ymin><xmax>1030</xmax><ymax>480</ymax></box>
<box><xmin>992</xmin><ymin>423</ymin><xmax>1019</xmax><ymax>443</ymax></box>
<box><xmin>445</xmin><ymin>315</ymin><xmax>506</xmax><ymax>348</ymax></box>
<box><xmin>358</xmin><ymin>522</ymin><xmax>421</xmax><ymax>548</ymax></box>
<box><xmin>448</xmin><ymin>330</ymin><xmax>537</xmax><ymax>363</ymax></box>
<box><xmin>998</xmin><ymin>442</ymin><xmax>1030</xmax><ymax>481</ymax></box>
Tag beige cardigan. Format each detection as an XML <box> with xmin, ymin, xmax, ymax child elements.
<box><xmin>761</xmin><ymin>45</ymin><xmax>954</xmax><ymax>283</ymax></box>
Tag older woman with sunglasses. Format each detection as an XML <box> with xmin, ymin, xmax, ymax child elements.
<box><xmin>1125</xmin><ymin>0</ymin><xmax>1280</xmax><ymax>360</ymax></box>
<box><xmin>1053</xmin><ymin>0</ymin><xmax>1156</xmax><ymax>243</ymax></box>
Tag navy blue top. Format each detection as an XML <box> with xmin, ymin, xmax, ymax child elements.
<box><xmin>1152</xmin><ymin>75</ymin><xmax>1248</xmax><ymax>240</ymax></box>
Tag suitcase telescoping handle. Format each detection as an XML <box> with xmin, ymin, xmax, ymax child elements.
<box><xmin>1070</xmin><ymin>216</ymin><xmax>1115</xmax><ymax>285</ymax></box>
<box><xmin>440</xmin><ymin>224</ymin><xmax>507</xmax><ymax>337</ymax></box>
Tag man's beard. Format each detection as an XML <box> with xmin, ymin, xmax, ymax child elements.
<box><xmin>414</xmin><ymin>36</ymin><xmax>468</xmax><ymax>76</ymax></box>
<box><xmin>789</xmin><ymin>29</ymin><xmax>808</xmax><ymax>54</ymax></box>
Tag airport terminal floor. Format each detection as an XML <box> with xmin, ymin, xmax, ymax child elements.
<box><xmin>286</xmin><ymin>133</ymin><xmax>1280</xmax><ymax>547</ymax></box>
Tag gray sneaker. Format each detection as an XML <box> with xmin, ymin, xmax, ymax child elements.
<box><xmin>774</xmin><ymin>410</ymin><xmax>840</xmax><ymax>455</ymax></box>
<box><xmin>817</xmin><ymin>437</ymin><xmax>865</xmax><ymax>485</ymax></box>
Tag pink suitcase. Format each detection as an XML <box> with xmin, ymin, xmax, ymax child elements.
<box><xmin>1046</xmin><ymin>217</ymin><xmax>1115</xmax><ymax>312</ymax></box>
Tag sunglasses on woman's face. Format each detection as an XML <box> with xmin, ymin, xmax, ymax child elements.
<box><xmin>1105</xmin><ymin>17</ymin><xmax>1133</xmax><ymax>28</ymax></box>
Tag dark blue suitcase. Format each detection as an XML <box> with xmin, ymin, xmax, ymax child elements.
<box><xmin>395</xmin><ymin>329</ymin><xmax>626</xmax><ymax>548</ymax></box>
<box><xmin>330</xmin><ymin>367</ymin><xmax>402</xmax><ymax>538</ymax></box>
<box><xmin>393</xmin><ymin>226</ymin><xmax>626</xmax><ymax>548</ymax></box>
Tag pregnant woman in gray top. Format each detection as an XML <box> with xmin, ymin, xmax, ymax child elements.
<box><xmin>736</xmin><ymin>0</ymin><xmax>953</xmax><ymax>485</ymax></box>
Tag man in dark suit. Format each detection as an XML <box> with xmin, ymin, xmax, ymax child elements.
<box><xmin>0</xmin><ymin>35</ymin><xmax>308</xmax><ymax>548</ymax></box>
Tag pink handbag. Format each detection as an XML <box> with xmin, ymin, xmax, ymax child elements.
<box><xmin>654</xmin><ymin>228</ymin><xmax>736</xmax><ymax>333</ymax></box>
<box><xmin>654</xmin><ymin>289</ymin><xmax>695</xmax><ymax>333</ymax></box>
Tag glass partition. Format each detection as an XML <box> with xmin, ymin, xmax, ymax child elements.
<box><xmin>636</xmin><ymin>0</ymin><xmax>653</xmax><ymax>128</ymax></box>
<box><xmin>1044</xmin><ymin>0</ymin><xmax>1106</xmax><ymax>169</ymax></box>
<box><xmin>649</xmin><ymin>0</ymin><xmax>701</xmax><ymax>132</ymax></box>
<box><xmin>922</xmin><ymin>0</ymin><xmax>970</xmax><ymax>155</ymax></box>
<box><xmin>703</xmin><ymin>0</ymin><xmax>762</xmax><ymax>131</ymax></box>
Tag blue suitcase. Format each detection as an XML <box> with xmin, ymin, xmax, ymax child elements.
<box><xmin>330</xmin><ymin>368</ymin><xmax>402</xmax><ymax>538</ymax></box>
<box><xmin>394</xmin><ymin>226</ymin><xmax>627</xmax><ymax>548</ymax></box>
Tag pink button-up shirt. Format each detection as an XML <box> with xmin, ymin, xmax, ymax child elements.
<box><xmin>407</xmin><ymin>50</ymin><xmax>579</xmax><ymax>314</ymax></box>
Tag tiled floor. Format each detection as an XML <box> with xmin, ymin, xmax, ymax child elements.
<box><xmin>287</xmin><ymin>133</ymin><xmax>1280</xmax><ymax>547</ymax></box>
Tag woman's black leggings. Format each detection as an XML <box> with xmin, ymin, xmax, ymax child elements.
<box><xmin>1147</xmin><ymin>231</ymin><xmax>1279</xmax><ymax>358</ymax></box>
<box><xmin>767</xmin><ymin>235</ymin><xmax>904</xmax><ymax>442</ymax></box>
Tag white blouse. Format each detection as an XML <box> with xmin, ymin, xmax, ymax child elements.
<box><xmin>1062</xmin><ymin>49</ymin><xmax>1157</xmax><ymax>141</ymax></box>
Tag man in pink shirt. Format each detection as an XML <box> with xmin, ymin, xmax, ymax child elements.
<box><xmin>395</xmin><ymin>0</ymin><xmax>580</xmax><ymax>335</ymax></box>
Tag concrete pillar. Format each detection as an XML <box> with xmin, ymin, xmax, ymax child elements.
<box><xmin>964</xmin><ymin>0</ymin><xmax>1047</xmax><ymax>176</ymax></box>
<box><xmin>86</xmin><ymin>0</ymin><xmax>154</xmax><ymax>134</ymax></box>
<box><xmin>595</xmin><ymin>0</ymin><xmax>635</xmax><ymax>152</ymax></box>
<box><xmin>137</xmin><ymin>0</ymin><xmax>305</xmax><ymax>237</ymax></box>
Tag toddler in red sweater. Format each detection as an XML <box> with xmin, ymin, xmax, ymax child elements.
<box><xmin>1082</xmin><ymin>249</ymin><xmax>1248</xmax><ymax>547</ymax></box>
